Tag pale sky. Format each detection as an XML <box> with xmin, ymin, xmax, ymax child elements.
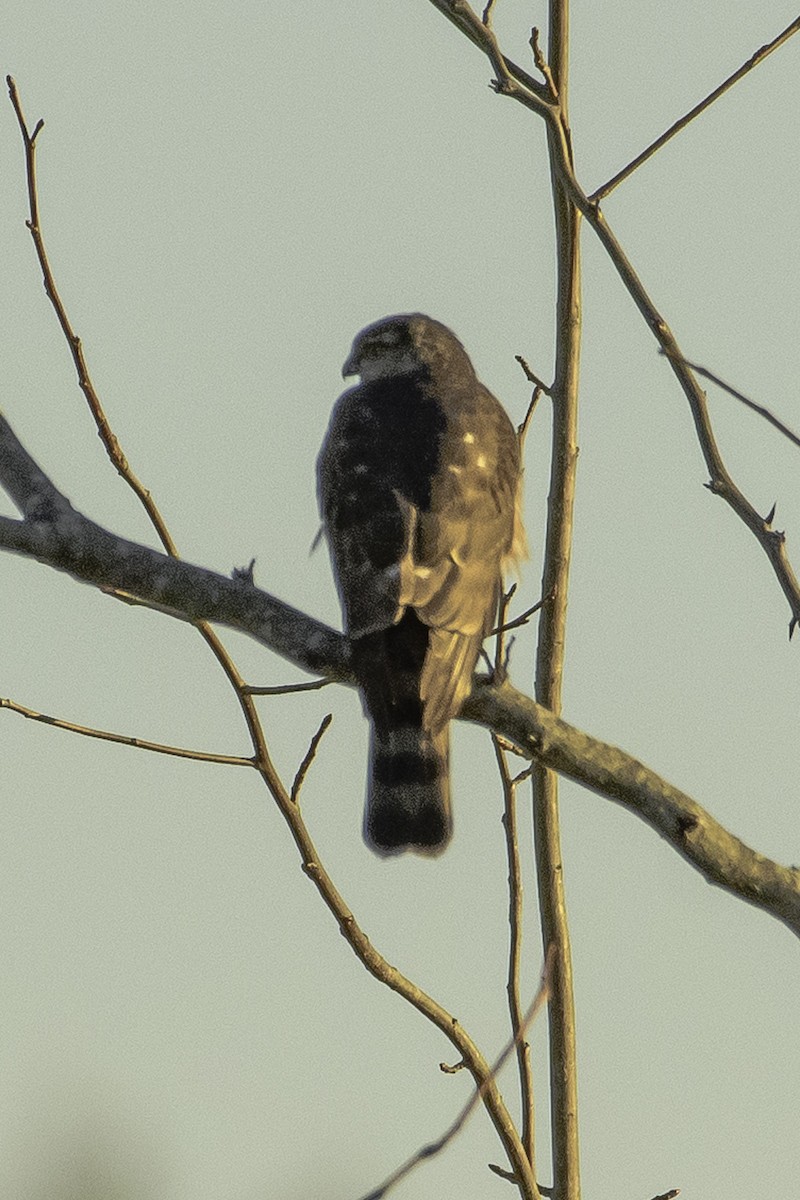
<box><xmin>2</xmin><ymin>3</ymin><xmax>800</xmax><ymax>1198</ymax></box>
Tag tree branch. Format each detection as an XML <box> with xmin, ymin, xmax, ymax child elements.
<box><xmin>0</xmin><ymin>413</ymin><xmax>542</xmax><ymax>1195</ymax></box>
<box><xmin>0</xmin><ymin>697</ymin><xmax>256</xmax><ymax>767</ymax></box>
<box><xmin>494</xmin><ymin>736</ymin><xmax>537</xmax><ymax>1171</ymax></box>
<box><xmin>661</xmin><ymin>350</ymin><xmax>800</xmax><ymax>454</ymax></box>
<box><xmin>361</xmin><ymin>955</ymin><xmax>550</xmax><ymax>1200</ymax></box>
<box><xmin>424</xmin><ymin>0</ymin><xmax>553</xmax><ymax>109</ymax></box>
<box><xmin>590</xmin><ymin>16</ymin><xmax>800</xmax><ymax>202</ymax></box>
<box><xmin>6</xmin><ymin>74</ymin><xmax>179</xmax><ymax>556</ymax></box>
<box><xmin>4</xmin><ymin>412</ymin><xmax>798</xmax><ymax>934</ymax></box>
<box><xmin>424</xmin><ymin>6</ymin><xmax>800</xmax><ymax>639</ymax></box>
<box><xmin>465</xmin><ymin>682</ymin><xmax>800</xmax><ymax>940</ymax></box>
<box><xmin>529</xmin><ymin>4</ymin><xmax>583</xmax><ymax>1195</ymax></box>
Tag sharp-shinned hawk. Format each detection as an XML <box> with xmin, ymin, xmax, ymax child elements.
<box><xmin>318</xmin><ymin>314</ymin><xmax>524</xmax><ymax>856</ymax></box>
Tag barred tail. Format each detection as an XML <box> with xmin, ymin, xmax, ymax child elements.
<box><xmin>364</xmin><ymin>722</ymin><xmax>451</xmax><ymax>856</ymax></box>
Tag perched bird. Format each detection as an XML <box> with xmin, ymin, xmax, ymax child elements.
<box><xmin>318</xmin><ymin>314</ymin><xmax>524</xmax><ymax>856</ymax></box>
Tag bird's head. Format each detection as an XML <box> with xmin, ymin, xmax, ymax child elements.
<box><xmin>342</xmin><ymin>313</ymin><xmax>473</xmax><ymax>383</ymax></box>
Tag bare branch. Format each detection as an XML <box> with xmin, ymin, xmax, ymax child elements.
<box><xmin>481</xmin><ymin>0</ymin><xmax>498</xmax><ymax>27</ymax></box>
<box><xmin>492</xmin><ymin>592</ymin><xmax>550</xmax><ymax>637</ymax></box>
<box><xmin>493</xmin><ymin>583</ymin><xmax>517</xmax><ymax>678</ymax></box>
<box><xmin>515</xmin><ymin>356</ymin><xmax>551</xmax><ymax>395</ymax></box>
<box><xmin>590</xmin><ymin>16</ymin><xmax>800</xmax><ymax>202</ymax></box>
<box><xmin>3</xmin><ymin>415</ymin><xmax>799</xmax><ymax>936</ymax></box>
<box><xmin>529</xmin><ymin>27</ymin><xmax>558</xmax><ymax>101</ymax></box>
<box><xmin>6</xmin><ymin>77</ymin><xmax>300</xmax><ymax>809</ymax></box>
<box><xmin>0</xmin><ymin>408</ymin><xmax>537</xmax><ymax>1195</ymax></box>
<box><xmin>426</xmin><ymin>8</ymin><xmax>800</xmax><ymax>638</ymax></box>
<box><xmin>0</xmin><ymin>697</ymin><xmax>255</xmax><ymax>767</ymax></box>
<box><xmin>661</xmin><ymin>350</ymin><xmax>800</xmax><ymax>452</ymax></box>
<box><xmin>360</xmin><ymin>955</ymin><xmax>550</xmax><ymax>1200</ymax></box>
<box><xmin>517</xmin><ymin>382</ymin><xmax>544</xmax><ymax>454</ymax></box>
<box><xmin>6</xmin><ymin>76</ymin><xmax>179</xmax><ymax>557</ymax></box>
<box><xmin>425</xmin><ymin>1</ymin><xmax>553</xmax><ymax>112</ymax></box>
<box><xmin>528</xmin><ymin>6</ymin><xmax>583</xmax><ymax>1191</ymax></box>
<box><xmin>465</xmin><ymin>680</ymin><xmax>800</xmax><ymax>940</ymax></box>
<box><xmin>245</xmin><ymin>678</ymin><xmax>332</xmax><ymax>696</ymax></box>
<box><xmin>494</xmin><ymin>736</ymin><xmax>536</xmax><ymax>1167</ymax></box>
<box><xmin>291</xmin><ymin>713</ymin><xmax>333</xmax><ymax>802</ymax></box>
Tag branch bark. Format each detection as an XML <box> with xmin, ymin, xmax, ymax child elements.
<box><xmin>531</xmin><ymin>1</ymin><xmax>582</xmax><ymax>1193</ymax></box>
<box><xmin>3</xmin><ymin>412</ymin><xmax>798</xmax><ymax>940</ymax></box>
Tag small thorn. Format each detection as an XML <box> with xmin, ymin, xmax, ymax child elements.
<box><xmin>764</xmin><ymin>501</ymin><xmax>777</xmax><ymax>526</ymax></box>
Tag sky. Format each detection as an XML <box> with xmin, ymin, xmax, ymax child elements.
<box><xmin>2</xmin><ymin>3</ymin><xmax>800</xmax><ymax>1198</ymax></box>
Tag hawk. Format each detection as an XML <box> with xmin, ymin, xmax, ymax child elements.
<box><xmin>318</xmin><ymin>314</ymin><xmax>524</xmax><ymax>856</ymax></box>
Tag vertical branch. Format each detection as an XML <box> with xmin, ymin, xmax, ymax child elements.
<box><xmin>494</xmin><ymin>736</ymin><xmax>537</xmax><ymax>1171</ymax></box>
<box><xmin>531</xmin><ymin>3</ymin><xmax>582</xmax><ymax>1199</ymax></box>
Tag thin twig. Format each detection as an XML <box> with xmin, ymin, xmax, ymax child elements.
<box><xmin>482</xmin><ymin>0</ymin><xmax>498</xmax><ymax>27</ymax></box>
<box><xmin>0</xmin><ymin>697</ymin><xmax>255</xmax><ymax>767</ymax></box>
<box><xmin>660</xmin><ymin>350</ymin><xmax>800</xmax><ymax>452</ymax></box>
<box><xmin>425</xmin><ymin>0</ymin><xmax>552</xmax><ymax>108</ymax></box>
<box><xmin>530</xmin><ymin>27</ymin><xmax>558</xmax><ymax>101</ymax></box>
<box><xmin>493</xmin><ymin>735</ymin><xmax>537</xmax><ymax>1168</ymax></box>
<box><xmin>590</xmin><ymin>16</ymin><xmax>800</xmax><ymax>201</ymax></box>
<box><xmin>493</xmin><ymin>583</ymin><xmax>517</xmax><ymax>677</ymax></box>
<box><xmin>291</xmin><ymin>713</ymin><xmax>333</xmax><ymax>802</ymax></box>
<box><xmin>517</xmin><ymin>384</ymin><xmax>544</xmax><ymax>453</ymax></box>
<box><xmin>245</xmin><ymin>677</ymin><xmax>332</xmax><ymax>697</ymax></box>
<box><xmin>6</xmin><ymin>75</ymin><xmax>179</xmax><ymax>558</ymax></box>
<box><xmin>360</xmin><ymin>954</ymin><xmax>551</xmax><ymax>1200</ymax></box>
<box><xmin>6</xmin><ymin>76</ymin><xmax>292</xmax><ymax>809</ymax></box>
<box><xmin>492</xmin><ymin>592</ymin><xmax>551</xmax><ymax>637</ymax></box>
<box><xmin>515</xmin><ymin>356</ymin><xmax>551</xmax><ymax>395</ymax></box>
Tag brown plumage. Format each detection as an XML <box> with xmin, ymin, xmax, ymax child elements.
<box><xmin>318</xmin><ymin>314</ymin><xmax>524</xmax><ymax>855</ymax></box>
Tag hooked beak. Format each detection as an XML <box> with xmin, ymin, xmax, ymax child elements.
<box><xmin>342</xmin><ymin>350</ymin><xmax>359</xmax><ymax>379</ymax></box>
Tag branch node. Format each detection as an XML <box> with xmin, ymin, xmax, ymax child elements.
<box><xmin>529</xmin><ymin>27</ymin><xmax>558</xmax><ymax>100</ymax></box>
<box><xmin>488</xmin><ymin>1162</ymin><xmax>518</xmax><ymax>1183</ymax></box>
<box><xmin>232</xmin><ymin>558</ymin><xmax>256</xmax><ymax>585</ymax></box>
<box><xmin>515</xmin><ymin>355</ymin><xmax>551</xmax><ymax>393</ymax></box>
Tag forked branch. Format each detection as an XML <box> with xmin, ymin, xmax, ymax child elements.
<box><xmin>590</xmin><ymin>15</ymin><xmax>800</xmax><ymax>201</ymax></box>
<box><xmin>3</xmin><ymin>78</ymin><xmax>541</xmax><ymax>1196</ymax></box>
<box><xmin>3</xmin><ymin>414</ymin><xmax>799</xmax><ymax>940</ymax></box>
<box><xmin>424</xmin><ymin>6</ymin><xmax>800</xmax><ymax>635</ymax></box>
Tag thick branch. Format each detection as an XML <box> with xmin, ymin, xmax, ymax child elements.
<box><xmin>465</xmin><ymin>682</ymin><xmax>800</xmax><ymax>939</ymax></box>
<box><xmin>0</xmin><ymin>411</ymin><xmax>346</xmax><ymax>680</ymax></box>
<box><xmin>3</xmin><ymin>412</ymin><xmax>798</xmax><ymax>941</ymax></box>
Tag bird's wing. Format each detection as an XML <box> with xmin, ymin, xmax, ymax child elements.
<box><xmin>405</xmin><ymin>386</ymin><xmax>523</xmax><ymax>732</ymax></box>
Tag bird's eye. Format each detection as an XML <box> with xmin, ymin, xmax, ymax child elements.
<box><xmin>377</xmin><ymin>329</ymin><xmax>399</xmax><ymax>346</ymax></box>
